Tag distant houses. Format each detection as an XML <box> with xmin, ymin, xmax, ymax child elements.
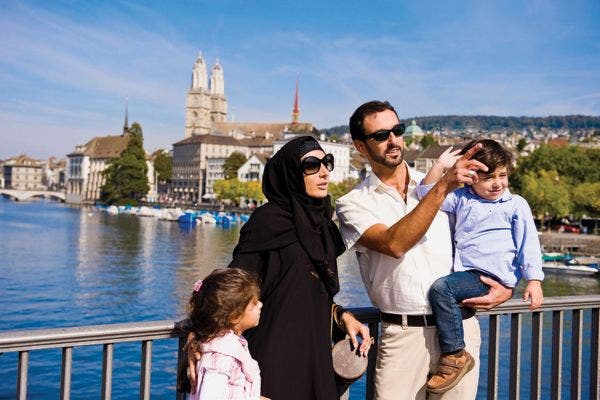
<box><xmin>1</xmin><ymin>155</ymin><xmax>66</xmax><ymax>191</ymax></box>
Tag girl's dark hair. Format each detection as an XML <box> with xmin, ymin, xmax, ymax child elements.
<box><xmin>349</xmin><ymin>100</ymin><xmax>400</xmax><ymax>141</ymax></box>
<box><xmin>187</xmin><ymin>268</ymin><xmax>260</xmax><ymax>349</ymax></box>
<box><xmin>460</xmin><ymin>139</ymin><xmax>514</xmax><ymax>174</ymax></box>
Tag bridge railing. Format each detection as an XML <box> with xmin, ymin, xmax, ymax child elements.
<box><xmin>0</xmin><ymin>295</ymin><xmax>599</xmax><ymax>400</ymax></box>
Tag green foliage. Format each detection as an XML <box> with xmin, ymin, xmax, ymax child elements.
<box><xmin>510</xmin><ymin>145</ymin><xmax>600</xmax><ymax>218</ymax></box>
<box><xmin>420</xmin><ymin>134</ymin><xmax>438</xmax><ymax>148</ymax></box>
<box><xmin>152</xmin><ymin>150</ymin><xmax>172</xmax><ymax>183</ymax></box>
<box><xmin>244</xmin><ymin>181</ymin><xmax>265</xmax><ymax>202</ymax></box>
<box><xmin>101</xmin><ymin>122</ymin><xmax>149</xmax><ymax>205</ymax></box>
<box><xmin>519</xmin><ymin>170</ymin><xmax>572</xmax><ymax>221</ymax></box>
<box><xmin>213</xmin><ymin>179</ymin><xmax>264</xmax><ymax>204</ymax></box>
<box><xmin>223</xmin><ymin>152</ymin><xmax>247</xmax><ymax>179</ymax></box>
<box><xmin>512</xmin><ymin>145</ymin><xmax>600</xmax><ymax>192</ymax></box>
<box><xmin>516</xmin><ymin>138</ymin><xmax>527</xmax><ymax>152</ymax></box>
<box><xmin>318</xmin><ymin>116</ymin><xmax>600</xmax><ymax>135</ymax></box>
<box><xmin>572</xmin><ymin>182</ymin><xmax>600</xmax><ymax>218</ymax></box>
<box><xmin>328</xmin><ymin>178</ymin><xmax>360</xmax><ymax>206</ymax></box>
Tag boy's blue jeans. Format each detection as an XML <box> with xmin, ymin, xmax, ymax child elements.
<box><xmin>429</xmin><ymin>270</ymin><xmax>491</xmax><ymax>354</ymax></box>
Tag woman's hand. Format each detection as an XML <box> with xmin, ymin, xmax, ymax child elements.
<box><xmin>186</xmin><ymin>331</ymin><xmax>201</xmax><ymax>393</ymax></box>
<box><xmin>340</xmin><ymin>312</ymin><xmax>372</xmax><ymax>357</ymax></box>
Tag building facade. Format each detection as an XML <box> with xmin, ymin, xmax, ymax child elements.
<box><xmin>66</xmin><ymin>134</ymin><xmax>130</xmax><ymax>203</ymax></box>
<box><xmin>171</xmin><ymin>135</ymin><xmax>247</xmax><ymax>203</ymax></box>
<box><xmin>3</xmin><ymin>155</ymin><xmax>44</xmax><ymax>190</ymax></box>
<box><xmin>237</xmin><ymin>154</ymin><xmax>267</xmax><ymax>182</ymax></box>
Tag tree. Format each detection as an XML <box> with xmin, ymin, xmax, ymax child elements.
<box><xmin>152</xmin><ymin>150</ymin><xmax>172</xmax><ymax>183</ymax></box>
<box><xmin>244</xmin><ymin>181</ymin><xmax>265</xmax><ymax>203</ymax></box>
<box><xmin>420</xmin><ymin>134</ymin><xmax>437</xmax><ymax>149</ymax></box>
<box><xmin>519</xmin><ymin>170</ymin><xmax>571</xmax><ymax>228</ymax></box>
<box><xmin>516</xmin><ymin>138</ymin><xmax>527</xmax><ymax>153</ymax></box>
<box><xmin>328</xmin><ymin>178</ymin><xmax>359</xmax><ymax>206</ymax></box>
<box><xmin>511</xmin><ymin>145</ymin><xmax>600</xmax><ymax>192</ymax></box>
<box><xmin>213</xmin><ymin>179</ymin><xmax>265</xmax><ymax>205</ymax></box>
<box><xmin>572</xmin><ymin>182</ymin><xmax>600</xmax><ymax>217</ymax></box>
<box><xmin>101</xmin><ymin>122</ymin><xmax>149</xmax><ymax>205</ymax></box>
<box><xmin>223</xmin><ymin>152</ymin><xmax>247</xmax><ymax>179</ymax></box>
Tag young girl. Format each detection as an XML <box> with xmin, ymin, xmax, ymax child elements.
<box><xmin>187</xmin><ymin>268</ymin><xmax>266</xmax><ymax>400</ymax></box>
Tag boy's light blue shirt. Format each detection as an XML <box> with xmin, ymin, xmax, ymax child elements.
<box><xmin>417</xmin><ymin>184</ymin><xmax>544</xmax><ymax>287</ymax></box>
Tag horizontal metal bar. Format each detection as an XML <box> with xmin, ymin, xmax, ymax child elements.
<box><xmin>0</xmin><ymin>320</ymin><xmax>188</xmax><ymax>353</ymax></box>
<box><xmin>2</xmin><ymin>295</ymin><xmax>600</xmax><ymax>355</ymax></box>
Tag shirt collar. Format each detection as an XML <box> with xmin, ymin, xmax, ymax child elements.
<box><xmin>365</xmin><ymin>162</ymin><xmax>418</xmax><ymax>194</ymax></box>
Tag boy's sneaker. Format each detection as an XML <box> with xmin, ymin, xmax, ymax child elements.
<box><xmin>426</xmin><ymin>349</ymin><xmax>474</xmax><ymax>394</ymax></box>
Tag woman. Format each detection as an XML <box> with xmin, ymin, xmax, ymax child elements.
<box><xmin>189</xmin><ymin>136</ymin><xmax>371</xmax><ymax>399</ymax></box>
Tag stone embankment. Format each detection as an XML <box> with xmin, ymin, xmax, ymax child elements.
<box><xmin>539</xmin><ymin>232</ymin><xmax>600</xmax><ymax>256</ymax></box>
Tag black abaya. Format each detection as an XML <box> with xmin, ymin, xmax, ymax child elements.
<box><xmin>228</xmin><ymin>136</ymin><xmax>344</xmax><ymax>400</ymax></box>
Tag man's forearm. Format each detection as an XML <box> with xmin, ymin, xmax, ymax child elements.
<box><xmin>380</xmin><ymin>180</ymin><xmax>451</xmax><ymax>257</ymax></box>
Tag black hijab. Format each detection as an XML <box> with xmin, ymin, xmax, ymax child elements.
<box><xmin>232</xmin><ymin>136</ymin><xmax>345</xmax><ymax>298</ymax></box>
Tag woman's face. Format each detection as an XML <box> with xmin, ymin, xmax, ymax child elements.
<box><xmin>301</xmin><ymin>149</ymin><xmax>330</xmax><ymax>199</ymax></box>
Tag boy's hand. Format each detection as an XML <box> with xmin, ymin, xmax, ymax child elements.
<box><xmin>436</xmin><ymin>146</ymin><xmax>462</xmax><ymax>170</ymax></box>
<box><xmin>523</xmin><ymin>280</ymin><xmax>544</xmax><ymax>310</ymax></box>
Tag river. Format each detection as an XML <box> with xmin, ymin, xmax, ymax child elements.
<box><xmin>1</xmin><ymin>198</ymin><xmax>599</xmax><ymax>399</ymax></box>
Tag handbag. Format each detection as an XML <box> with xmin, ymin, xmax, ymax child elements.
<box><xmin>330</xmin><ymin>304</ymin><xmax>369</xmax><ymax>384</ymax></box>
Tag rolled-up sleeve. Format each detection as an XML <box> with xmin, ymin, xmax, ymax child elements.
<box><xmin>336</xmin><ymin>197</ymin><xmax>380</xmax><ymax>252</ymax></box>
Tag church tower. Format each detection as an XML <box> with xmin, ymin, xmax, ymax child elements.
<box><xmin>291</xmin><ymin>75</ymin><xmax>300</xmax><ymax>125</ymax></box>
<box><xmin>185</xmin><ymin>52</ymin><xmax>212</xmax><ymax>137</ymax></box>
<box><xmin>210</xmin><ymin>58</ymin><xmax>228</xmax><ymax>123</ymax></box>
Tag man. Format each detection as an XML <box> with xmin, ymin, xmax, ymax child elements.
<box><xmin>336</xmin><ymin>101</ymin><xmax>512</xmax><ymax>399</ymax></box>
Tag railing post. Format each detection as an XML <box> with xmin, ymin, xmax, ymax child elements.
<box><xmin>487</xmin><ymin>314</ymin><xmax>500</xmax><ymax>400</ymax></box>
<box><xmin>61</xmin><ymin>346</ymin><xmax>73</xmax><ymax>400</ymax></box>
<box><xmin>102</xmin><ymin>343</ymin><xmax>114</xmax><ymax>400</ymax></box>
<box><xmin>571</xmin><ymin>309</ymin><xmax>583</xmax><ymax>400</ymax></box>
<box><xmin>530</xmin><ymin>312</ymin><xmax>543</xmax><ymax>400</ymax></box>
<box><xmin>176</xmin><ymin>336</ymin><xmax>187</xmax><ymax>400</ymax></box>
<box><xmin>17</xmin><ymin>351</ymin><xmax>28</xmax><ymax>400</ymax></box>
<box><xmin>591</xmin><ymin>308</ymin><xmax>600</xmax><ymax>400</ymax></box>
<box><xmin>551</xmin><ymin>310</ymin><xmax>564</xmax><ymax>400</ymax></box>
<box><xmin>509</xmin><ymin>313</ymin><xmax>522</xmax><ymax>400</ymax></box>
<box><xmin>140</xmin><ymin>340</ymin><xmax>152</xmax><ymax>400</ymax></box>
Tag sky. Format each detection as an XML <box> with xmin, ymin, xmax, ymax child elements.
<box><xmin>1</xmin><ymin>0</ymin><xmax>599</xmax><ymax>159</ymax></box>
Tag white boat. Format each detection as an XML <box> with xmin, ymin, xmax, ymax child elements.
<box><xmin>198</xmin><ymin>213</ymin><xmax>216</xmax><ymax>224</ymax></box>
<box><xmin>136</xmin><ymin>206</ymin><xmax>156</xmax><ymax>217</ymax></box>
<box><xmin>106</xmin><ymin>205</ymin><xmax>119</xmax><ymax>215</ymax></box>
<box><xmin>543</xmin><ymin>262</ymin><xmax>599</xmax><ymax>276</ymax></box>
<box><xmin>156</xmin><ymin>208</ymin><xmax>184</xmax><ymax>221</ymax></box>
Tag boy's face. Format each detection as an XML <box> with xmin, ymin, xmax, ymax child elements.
<box><xmin>472</xmin><ymin>165</ymin><xmax>509</xmax><ymax>201</ymax></box>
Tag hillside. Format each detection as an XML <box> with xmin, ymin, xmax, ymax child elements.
<box><xmin>320</xmin><ymin>115</ymin><xmax>600</xmax><ymax>135</ymax></box>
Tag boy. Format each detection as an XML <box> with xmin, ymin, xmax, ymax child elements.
<box><xmin>417</xmin><ymin>139</ymin><xmax>544</xmax><ymax>394</ymax></box>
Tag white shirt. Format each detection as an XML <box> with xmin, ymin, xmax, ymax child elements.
<box><xmin>335</xmin><ymin>165</ymin><xmax>454</xmax><ymax>314</ymax></box>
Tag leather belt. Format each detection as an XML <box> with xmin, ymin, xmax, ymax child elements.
<box><xmin>380</xmin><ymin>308</ymin><xmax>475</xmax><ymax>327</ymax></box>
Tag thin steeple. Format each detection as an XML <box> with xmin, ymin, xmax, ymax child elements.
<box><xmin>123</xmin><ymin>98</ymin><xmax>129</xmax><ymax>134</ymax></box>
<box><xmin>291</xmin><ymin>74</ymin><xmax>300</xmax><ymax>125</ymax></box>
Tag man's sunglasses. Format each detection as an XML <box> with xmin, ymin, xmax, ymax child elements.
<box><xmin>301</xmin><ymin>153</ymin><xmax>335</xmax><ymax>175</ymax></box>
<box><xmin>361</xmin><ymin>123</ymin><xmax>406</xmax><ymax>142</ymax></box>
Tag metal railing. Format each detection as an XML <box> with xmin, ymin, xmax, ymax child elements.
<box><xmin>0</xmin><ymin>295</ymin><xmax>599</xmax><ymax>399</ymax></box>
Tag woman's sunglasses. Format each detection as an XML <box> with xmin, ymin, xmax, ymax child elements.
<box><xmin>362</xmin><ymin>123</ymin><xmax>406</xmax><ymax>142</ymax></box>
<box><xmin>301</xmin><ymin>153</ymin><xmax>335</xmax><ymax>175</ymax></box>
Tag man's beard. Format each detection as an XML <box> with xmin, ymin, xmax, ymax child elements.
<box><xmin>366</xmin><ymin>143</ymin><xmax>404</xmax><ymax>168</ymax></box>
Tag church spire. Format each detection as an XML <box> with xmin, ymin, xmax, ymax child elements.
<box><xmin>291</xmin><ymin>74</ymin><xmax>300</xmax><ymax>125</ymax></box>
<box><xmin>123</xmin><ymin>98</ymin><xmax>129</xmax><ymax>134</ymax></box>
